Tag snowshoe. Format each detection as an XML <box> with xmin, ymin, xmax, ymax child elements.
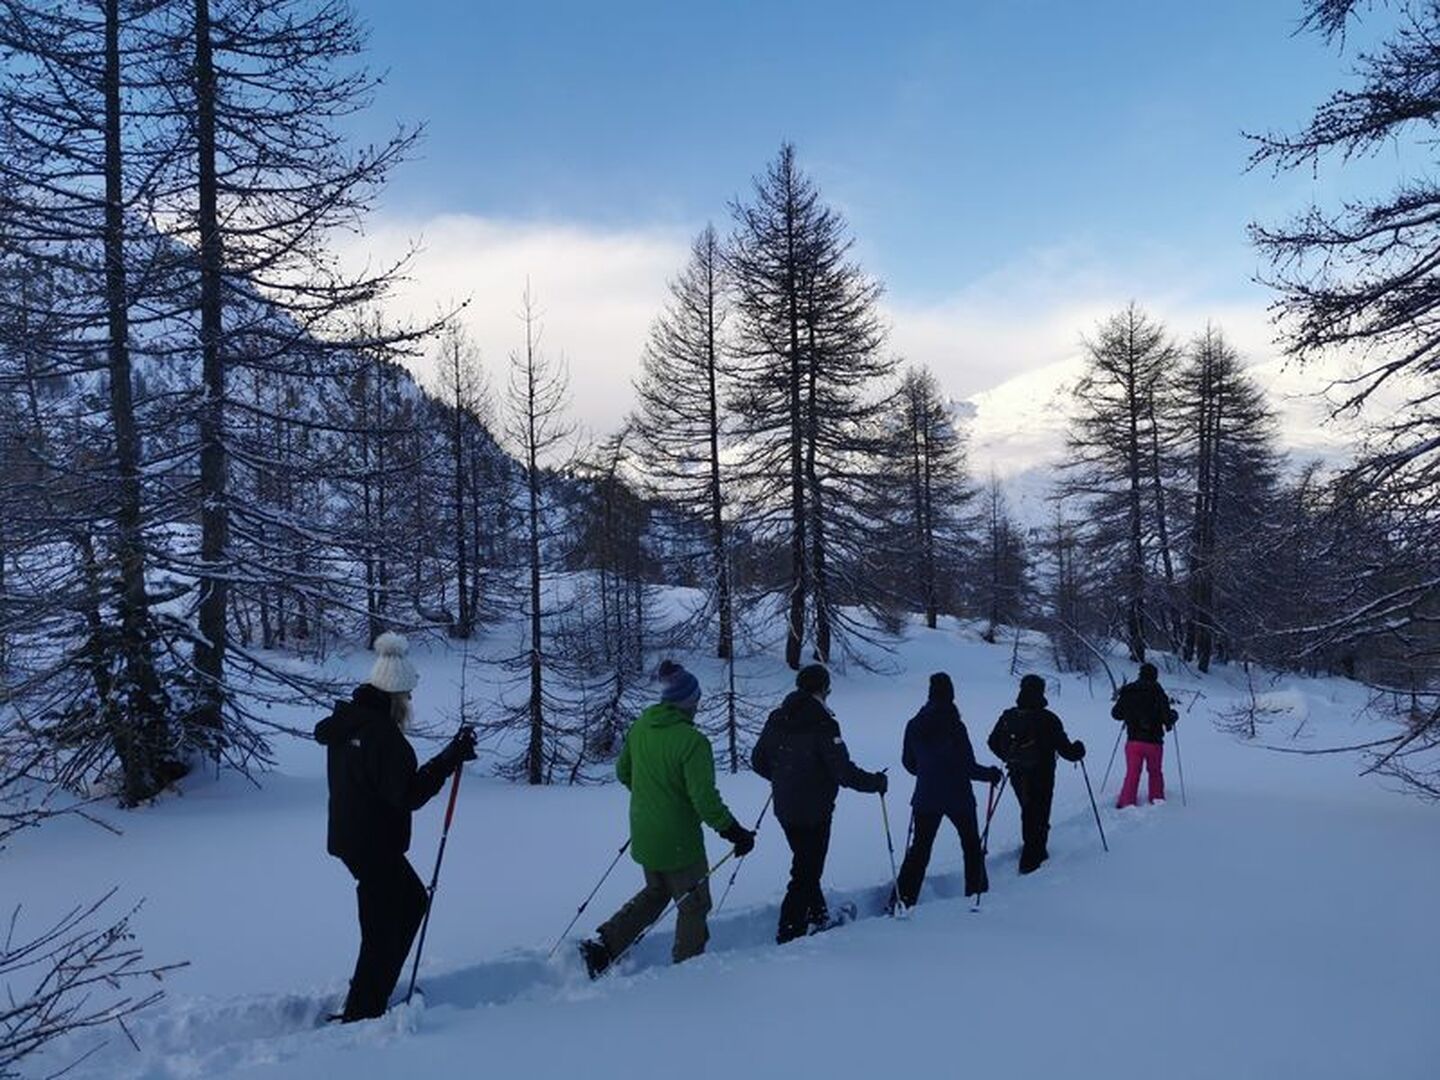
<box><xmin>883</xmin><ymin>893</ymin><xmax>909</xmax><ymax>918</ymax></box>
<box><xmin>810</xmin><ymin>901</ymin><xmax>859</xmax><ymax>934</ymax></box>
<box><xmin>579</xmin><ymin>937</ymin><xmax>613</xmax><ymax>980</ymax></box>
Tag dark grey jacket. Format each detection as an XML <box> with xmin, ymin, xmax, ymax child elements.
<box><xmin>987</xmin><ymin>705</ymin><xmax>1083</xmax><ymax>774</ymax></box>
<box><xmin>751</xmin><ymin>691</ymin><xmax>884</xmax><ymax>827</ymax></box>
<box><xmin>1111</xmin><ymin>680</ymin><xmax>1178</xmax><ymax>744</ymax></box>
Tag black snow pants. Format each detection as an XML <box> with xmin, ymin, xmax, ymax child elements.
<box><xmin>777</xmin><ymin>817</ymin><xmax>833</xmax><ymax>943</ymax></box>
<box><xmin>339</xmin><ymin>852</ymin><xmax>428</xmax><ymax>1019</ymax></box>
<box><xmin>895</xmin><ymin>802</ymin><xmax>988</xmax><ymax>906</ymax></box>
<box><xmin>1008</xmin><ymin>766</ymin><xmax>1056</xmax><ymax>874</ymax></box>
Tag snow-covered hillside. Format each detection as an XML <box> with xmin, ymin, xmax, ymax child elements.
<box><xmin>964</xmin><ymin>352</ymin><xmax>1379</xmax><ymax>526</ymax></box>
<box><xmin>13</xmin><ymin>618</ymin><xmax>1436</xmax><ymax>1079</ymax></box>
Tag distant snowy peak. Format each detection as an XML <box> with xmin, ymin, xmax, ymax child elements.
<box><xmin>960</xmin><ymin>352</ymin><xmax>1371</xmax><ymax>526</ymax></box>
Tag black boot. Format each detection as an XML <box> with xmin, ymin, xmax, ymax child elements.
<box><xmin>579</xmin><ymin>937</ymin><xmax>612</xmax><ymax>980</ymax></box>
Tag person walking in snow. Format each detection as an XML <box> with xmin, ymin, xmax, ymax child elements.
<box><xmin>314</xmin><ymin>632</ymin><xmax>477</xmax><ymax>1023</ymax></box>
<box><xmin>751</xmin><ymin>664</ymin><xmax>888</xmax><ymax>943</ymax></box>
<box><xmin>1111</xmin><ymin>662</ymin><xmax>1179</xmax><ymax>808</ymax></box>
<box><xmin>892</xmin><ymin>673</ymin><xmax>1004</xmax><ymax>909</ymax></box>
<box><xmin>579</xmin><ymin>662</ymin><xmax>754</xmax><ymax>978</ymax></box>
<box><xmin>987</xmin><ymin>674</ymin><xmax>1085</xmax><ymax>875</ymax></box>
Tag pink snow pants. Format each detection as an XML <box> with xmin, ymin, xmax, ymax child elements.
<box><xmin>1116</xmin><ymin>741</ymin><xmax>1165</xmax><ymax>808</ymax></box>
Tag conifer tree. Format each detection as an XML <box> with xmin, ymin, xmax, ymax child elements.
<box><xmin>1171</xmin><ymin>327</ymin><xmax>1283</xmax><ymax>670</ymax></box>
<box><xmin>1059</xmin><ymin>304</ymin><xmax>1177</xmax><ymax>661</ymax></box>
<box><xmin>727</xmin><ymin>143</ymin><xmax>894</xmax><ymax>668</ymax></box>
<box><xmin>883</xmin><ymin>365</ymin><xmax>975</xmax><ymax>629</ymax></box>
<box><xmin>498</xmin><ymin>287</ymin><xmax>577</xmax><ymax>784</ymax></box>
<box><xmin>632</xmin><ymin>225</ymin><xmax>735</xmax><ymax>658</ymax></box>
<box><xmin>152</xmin><ymin>0</ymin><xmax>422</xmax><ymax>738</ymax></box>
<box><xmin>0</xmin><ymin>0</ymin><xmax>183</xmax><ymax>800</ymax></box>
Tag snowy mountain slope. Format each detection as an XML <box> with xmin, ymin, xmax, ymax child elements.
<box><xmin>963</xmin><ymin>352</ymin><xmax>1380</xmax><ymax>526</ymax></box>
<box><xmin>13</xmin><ymin>617</ymin><xmax>1437</xmax><ymax>1079</ymax></box>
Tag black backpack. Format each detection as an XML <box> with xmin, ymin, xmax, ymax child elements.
<box><xmin>1000</xmin><ymin>708</ymin><xmax>1048</xmax><ymax>770</ymax></box>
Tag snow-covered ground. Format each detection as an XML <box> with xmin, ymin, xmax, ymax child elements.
<box><xmin>13</xmin><ymin>618</ymin><xmax>1437</xmax><ymax>1079</ymax></box>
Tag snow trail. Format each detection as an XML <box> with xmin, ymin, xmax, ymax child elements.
<box><xmin>14</xmin><ymin>623</ymin><xmax>1438</xmax><ymax>1079</ymax></box>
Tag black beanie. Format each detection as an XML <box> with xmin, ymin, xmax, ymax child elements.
<box><xmin>1139</xmin><ymin>662</ymin><xmax>1159</xmax><ymax>683</ymax></box>
<box><xmin>1017</xmin><ymin>673</ymin><xmax>1047</xmax><ymax>709</ymax></box>
<box><xmin>796</xmin><ymin>664</ymin><xmax>831</xmax><ymax>695</ymax></box>
<box><xmin>928</xmin><ymin>672</ymin><xmax>954</xmax><ymax>704</ymax></box>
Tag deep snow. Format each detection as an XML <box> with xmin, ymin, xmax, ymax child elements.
<box><xmin>11</xmin><ymin>618</ymin><xmax>1437</xmax><ymax>1079</ymax></box>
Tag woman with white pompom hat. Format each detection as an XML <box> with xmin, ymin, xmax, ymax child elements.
<box><xmin>313</xmin><ymin>631</ymin><xmax>477</xmax><ymax>1022</ymax></box>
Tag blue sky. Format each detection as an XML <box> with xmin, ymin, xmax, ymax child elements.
<box><xmin>340</xmin><ymin>0</ymin><xmax>1390</xmax><ymax>433</ymax></box>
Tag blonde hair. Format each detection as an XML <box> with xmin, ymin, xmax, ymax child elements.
<box><xmin>390</xmin><ymin>691</ymin><xmax>413</xmax><ymax>732</ymax></box>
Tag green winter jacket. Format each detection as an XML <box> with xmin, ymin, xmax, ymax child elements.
<box><xmin>617</xmin><ymin>702</ymin><xmax>737</xmax><ymax>872</ymax></box>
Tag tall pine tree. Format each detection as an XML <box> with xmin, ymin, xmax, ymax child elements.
<box><xmin>727</xmin><ymin>144</ymin><xmax>895</xmax><ymax>668</ymax></box>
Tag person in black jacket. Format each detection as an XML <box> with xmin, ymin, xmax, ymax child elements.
<box><xmin>314</xmin><ymin>632</ymin><xmax>476</xmax><ymax>1022</ymax></box>
<box><xmin>751</xmin><ymin>664</ymin><xmax>887</xmax><ymax>943</ymax></box>
<box><xmin>1111</xmin><ymin>662</ymin><xmax>1178</xmax><ymax>808</ymax></box>
<box><xmin>987</xmin><ymin>673</ymin><xmax>1084</xmax><ymax>875</ymax></box>
<box><xmin>892</xmin><ymin>673</ymin><xmax>1003</xmax><ymax>909</ymax></box>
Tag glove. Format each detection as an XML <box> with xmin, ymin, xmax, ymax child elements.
<box><xmin>445</xmin><ymin>725</ymin><xmax>478</xmax><ymax>765</ymax></box>
<box><xmin>872</xmin><ymin>770</ymin><xmax>889</xmax><ymax>796</ymax></box>
<box><xmin>984</xmin><ymin>765</ymin><xmax>1004</xmax><ymax>785</ymax></box>
<box><xmin>720</xmin><ymin>821</ymin><xmax>756</xmax><ymax>857</ymax></box>
<box><xmin>1071</xmin><ymin>740</ymin><xmax>1086</xmax><ymax>760</ymax></box>
<box><xmin>1166</xmin><ymin>709</ymin><xmax>1179</xmax><ymax>730</ymax></box>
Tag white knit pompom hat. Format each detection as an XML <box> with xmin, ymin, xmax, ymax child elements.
<box><xmin>367</xmin><ymin>631</ymin><xmax>419</xmax><ymax>694</ymax></box>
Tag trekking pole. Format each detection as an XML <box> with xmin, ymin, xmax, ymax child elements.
<box><xmin>404</xmin><ymin>760</ymin><xmax>465</xmax><ymax>1005</ymax></box>
<box><xmin>879</xmin><ymin>789</ymin><xmax>905</xmax><ymax>917</ymax></box>
<box><xmin>1172</xmin><ymin>723</ymin><xmax>1188</xmax><ymax>807</ymax></box>
<box><xmin>1100</xmin><ymin>724</ymin><xmax>1124</xmax><ymax>794</ymax></box>
<box><xmin>608</xmin><ymin>850</ymin><xmax>736</xmax><ymax>973</ymax></box>
<box><xmin>1078</xmin><ymin>757</ymin><xmax>1109</xmax><ymax>853</ymax></box>
<box><xmin>980</xmin><ymin>774</ymin><xmax>1008</xmax><ymax>856</ymax></box>
<box><xmin>973</xmin><ymin>776</ymin><xmax>1008</xmax><ymax>913</ymax></box>
<box><xmin>546</xmin><ymin>838</ymin><xmax>631</xmax><ymax>959</ymax></box>
<box><xmin>716</xmin><ymin>793</ymin><xmax>773</xmax><ymax>914</ymax></box>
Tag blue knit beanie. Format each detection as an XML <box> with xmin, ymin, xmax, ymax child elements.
<box><xmin>660</xmin><ymin>664</ymin><xmax>701</xmax><ymax>710</ymax></box>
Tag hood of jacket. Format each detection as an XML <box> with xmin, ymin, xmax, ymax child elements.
<box><xmin>909</xmin><ymin>699</ymin><xmax>958</xmax><ymax>741</ymax></box>
<box><xmin>1016</xmin><ymin>683</ymin><xmax>1048</xmax><ymax>710</ymax></box>
<box><xmin>773</xmin><ymin>689</ymin><xmax>830</xmax><ymax>731</ymax></box>
<box><xmin>314</xmin><ymin>683</ymin><xmax>391</xmax><ymax>746</ymax></box>
<box><xmin>634</xmin><ymin>700</ymin><xmax>697</xmax><ymax>731</ymax></box>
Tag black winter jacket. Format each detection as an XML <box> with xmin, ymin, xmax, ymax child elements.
<box><xmin>751</xmin><ymin>691</ymin><xmax>885</xmax><ymax>827</ymax></box>
<box><xmin>987</xmin><ymin>706</ymin><xmax>1083</xmax><ymax>774</ymax></box>
<box><xmin>902</xmin><ymin>701</ymin><xmax>996</xmax><ymax>816</ymax></box>
<box><xmin>314</xmin><ymin>683</ymin><xmax>454</xmax><ymax>862</ymax></box>
<box><xmin>1111</xmin><ymin>681</ymin><xmax>1177</xmax><ymax>744</ymax></box>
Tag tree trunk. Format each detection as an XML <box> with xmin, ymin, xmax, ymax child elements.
<box><xmin>784</xmin><ymin>172</ymin><xmax>806</xmax><ymax>671</ymax></box>
<box><xmin>1145</xmin><ymin>387</ymin><xmax>1178</xmax><ymax>648</ymax></box>
<box><xmin>525</xmin><ymin>331</ymin><xmax>544</xmax><ymax>785</ymax></box>
<box><xmin>804</xmin><ymin>320</ymin><xmax>829</xmax><ymax>663</ymax></box>
<box><xmin>450</xmin><ymin>349</ymin><xmax>471</xmax><ymax>638</ymax></box>
<box><xmin>1124</xmin><ymin>327</ymin><xmax>1147</xmax><ymax>662</ymax></box>
<box><xmin>192</xmin><ymin>0</ymin><xmax>228</xmax><ymax>736</ymax></box>
<box><xmin>103</xmin><ymin>0</ymin><xmax>169</xmax><ymax>793</ymax></box>
<box><xmin>920</xmin><ymin>418</ymin><xmax>938</xmax><ymax>629</ymax></box>
<box><xmin>705</xmin><ymin>236</ymin><xmax>733</xmax><ymax>661</ymax></box>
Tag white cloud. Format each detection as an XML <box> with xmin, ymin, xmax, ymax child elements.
<box><xmin>337</xmin><ymin>215</ymin><xmax>1366</xmax><ymax>474</ymax></box>
<box><xmin>334</xmin><ymin>214</ymin><xmax>690</xmax><ymax>438</ymax></box>
<box><xmin>883</xmin><ymin>245</ymin><xmax>1286</xmax><ymax>399</ymax></box>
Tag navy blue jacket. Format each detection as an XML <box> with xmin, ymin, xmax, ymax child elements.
<box><xmin>902</xmin><ymin>701</ymin><xmax>998</xmax><ymax>817</ymax></box>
